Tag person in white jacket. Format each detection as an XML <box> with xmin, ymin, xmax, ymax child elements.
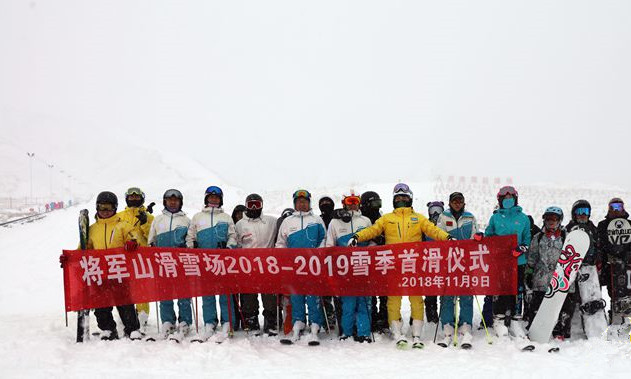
<box><xmin>186</xmin><ymin>186</ymin><xmax>237</xmax><ymax>343</ymax></box>
<box><xmin>275</xmin><ymin>189</ymin><xmax>327</xmax><ymax>344</ymax></box>
<box><xmin>325</xmin><ymin>191</ymin><xmax>374</xmax><ymax>342</ymax></box>
<box><xmin>148</xmin><ymin>189</ymin><xmax>192</xmax><ymax>341</ymax></box>
<box><xmin>235</xmin><ymin>193</ymin><xmax>279</xmax><ymax>335</ymax></box>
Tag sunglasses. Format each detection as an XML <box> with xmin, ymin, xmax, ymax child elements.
<box><xmin>97</xmin><ymin>203</ymin><xmax>116</xmax><ymax>212</ymax></box>
<box><xmin>343</xmin><ymin>196</ymin><xmax>361</xmax><ymax>206</ymax></box>
<box><xmin>574</xmin><ymin>207</ymin><xmax>590</xmax><ymax>216</ymax></box>
<box><xmin>246</xmin><ymin>199</ymin><xmax>263</xmax><ymax>210</ymax></box>
<box><xmin>611</xmin><ymin>202</ymin><xmax>624</xmax><ymax>212</ymax></box>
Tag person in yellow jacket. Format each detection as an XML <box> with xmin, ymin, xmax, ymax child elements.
<box><xmin>116</xmin><ymin>187</ymin><xmax>155</xmax><ymax>330</ymax></box>
<box><xmin>349</xmin><ymin>183</ymin><xmax>451</xmax><ymax>349</ymax></box>
<box><xmin>87</xmin><ymin>191</ymin><xmax>143</xmax><ymax>340</ymax></box>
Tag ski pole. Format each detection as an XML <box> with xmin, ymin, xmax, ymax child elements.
<box><xmin>453</xmin><ymin>297</ymin><xmax>459</xmax><ymax>346</ymax></box>
<box><xmin>276</xmin><ymin>294</ymin><xmax>281</xmax><ymax>335</ymax></box>
<box><xmin>227</xmin><ymin>293</ymin><xmax>234</xmax><ymax>336</ymax></box>
<box><xmin>235</xmin><ymin>294</ymin><xmax>248</xmax><ymax>335</ymax></box>
<box><xmin>320</xmin><ymin>297</ymin><xmax>331</xmax><ymax>334</ymax></box>
<box><xmin>433</xmin><ymin>297</ymin><xmax>442</xmax><ymax>344</ymax></box>
<box><xmin>475</xmin><ymin>295</ymin><xmax>492</xmax><ymax>344</ymax></box>
<box><xmin>155</xmin><ymin>302</ymin><xmax>160</xmax><ymax>333</ymax></box>
<box><xmin>194</xmin><ymin>297</ymin><xmax>199</xmax><ymax>334</ymax></box>
<box><xmin>364</xmin><ymin>296</ymin><xmax>375</xmax><ymax>343</ymax></box>
<box><xmin>65</xmin><ymin>311</ymin><xmax>68</xmax><ymax>328</ymax></box>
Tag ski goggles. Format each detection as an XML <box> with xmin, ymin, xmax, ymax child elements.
<box><xmin>428</xmin><ymin>206</ymin><xmax>444</xmax><ymax>216</ymax></box>
<box><xmin>96</xmin><ymin>203</ymin><xmax>116</xmax><ymax>212</ymax></box>
<box><xmin>574</xmin><ymin>207</ymin><xmax>590</xmax><ymax>216</ymax></box>
<box><xmin>342</xmin><ymin>196</ymin><xmax>361</xmax><ymax>206</ymax></box>
<box><xmin>246</xmin><ymin>199</ymin><xmax>263</xmax><ymax>210</ymax></box>
<box><xmin>164</xmin><ymin>189</ymin><xmax>183</xmax><ymax>199</ymax></box>
<box><xmin>393</xmin><ymin>183</ymin><xmax>412</xmax><ymax>196</ymax></box>
<box><xmin>205</xmin><ymin>186</ymin><xmax>223</xmax><ymax>196</ymax></box>
<box><xmin>610</xmin><ymin>202</ymin><xmax>624</xmax><ymax>212</ymax></box>
<box><xmin>125</xmin><ymin>187</ymin><xmax>145</xmax><ymax>197</ymax></box>
<box><xmin>366</xmin><ymin>198</ymin><xmax>382</xmax><ymax>209</ymax></box>
<box><xmin>293</xmin><ymin>190</ymin><xmax>311</xmax><ymax>201</ymax></box>
<box><xmin>497</xmin><ymin>186</ymin><xmax>518</xmax><ymax>197</ymax></box>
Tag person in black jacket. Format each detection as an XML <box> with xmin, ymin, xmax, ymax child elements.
<box><xmin>596</xmin><ymin>198</ymin><xmax>631</xmax><ymax>325</ymax></box>
<box><xmin>360</xmin><ymin>191</ymin><xmax>389</xmax><ymax>333</ymax></box>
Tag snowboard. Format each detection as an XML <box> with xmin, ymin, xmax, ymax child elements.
<box><xmin>577</xmin><ymin>265</ymin><xmax>608</xmax><ymax>339</ymax></box>
<box><xmin>76</xmin><ymin>209</ymin><xmax>91</xmax><ymax>343</ymax></box>
<box><xmin>529</xmin><ymin>230</ymin><xmax>590</xmax><ymax>344</ymax></box>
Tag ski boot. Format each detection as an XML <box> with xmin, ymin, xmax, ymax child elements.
<box><xmin>411</xmin><ymin>320</ymin><xmax>424</xmax><ymax>349</ymax></box>
<box><xmin>438</xmin><ymin>324</ymin><xmax>454</xmax><ymax>348</ymax></box>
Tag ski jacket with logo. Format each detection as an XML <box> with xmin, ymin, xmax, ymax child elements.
<box><xmin>527</xmin><ymin>229</ymin><xmax>574</xmax><ymax>293</ymax></box>
<box><xmin>186</xmin><ymin>207</ymin><xmax>237</xmax><ymax>249</ymax></box>
<box><xmin>325</xmin><ymin>210</ymin><xmax>373</xmax><ymax>247</ymax></box>
<box><xmin>117</xmin><ymin>206</ymin><xmax>154</xmax><ymax>246</ymax></box>
<box><xmin>148</xmin><ymin>209</ymin><xmax>190</xmax><ymax>248</ymax></box>
<box><xmin>484</xmin><ymin>206</ymin><xmax>531</xmax><ymax>265</ymax></box>
<box><xmin>436</xmin><ymin>210</ymin><xmax>479</xmax><ymax>240</ymax></box>
<box><xmin>86</xmin><ymin>216</ymin><xmax>136</xmax><ymax>250</ymax></box>
<box><xmin>597</xmin><ymin>213</ymin><xmax>631</xmax><ymax>264</ymax></box>
<box><xmin>275</xmin><ymin>210</ymin><xmax>326</xmax><ymax>249</ymax></box>
<box><xmin>236</xmin><ymin>214</ymin><xmax>278</xmax><ymax>249</ymax></box>
<box><xmin>355</xmin><ymin>207</ymin><xmax>449</xmax><ymax>244</ymax></box>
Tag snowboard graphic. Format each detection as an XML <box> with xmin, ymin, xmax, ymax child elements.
<box><xmin>529</xmin><ymin>230</ymin><xmax>589</xmax><ymax>344</ymax></box>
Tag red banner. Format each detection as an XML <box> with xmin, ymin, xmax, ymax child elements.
<box><xmin>62</xmin><ymin>236</ymin><xmax>517</xmax><ymax>311</ymax></box>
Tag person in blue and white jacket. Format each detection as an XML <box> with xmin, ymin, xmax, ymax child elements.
<box><xmin>275</xmin><ymin>189</ymin><xmax>327</xmax><ymax>344</ymax></box>
<box><xmin>325</xmin><ymin>191</ymin><xmax>374</xmax><ymax>343</ymax></box>
<box><xmin>147</xmin><ymin>189</ymin><xmax>191</xmax><ymax>341</ymax></box>
<box><xmin>186</xmin><ymin>186</ymin><xmax>237</xmax><ymax>343</ymax></box>
<box><xmin>435</xmin><ymin>192</ymin><xmax>479</xmax><ymax>349</ymax></box>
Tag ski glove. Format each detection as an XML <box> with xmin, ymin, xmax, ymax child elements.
<box><xmin>348</xmin><ymin>235</ymin><xmax>359</xmax><ymax>247</ymax></box>
<box><xmin>124</xmin><ymin>240</ymin><xmax>139</xmax><ymax>252</ymax></box>
<box><xmin>447</xmin><ymin>235</ymin><xmax>456</xmax><ymax>241</ymax></box>
<box><xmin>59</xmin><ymin>254</ymin><xmax>68</xmax><ymax>268</ymax></box>
<box><xmin>136</xmin><ymin>211</ymin><xmax>148</xmax><ymax>225</ymax></box>
<box><xmin>524</xmin><ymin>265</ymin><xmax>534</xmax><ymax>289</ymax></box>
<box><xmin>513</xmin><ymin>245</ymin><xmax>528</xmax><ymax>257</ymax></box>
<box><xmin>473</xmin><ymin>232</ymin><xmax>484</xmax><ymax>241</ymax></box>
<box><xmin>372</xmin><ymin>235</ymin><xmax>386</xmax><ymax>246</ymax></box>
<box><xmin>146</xmin><ymin>202</ymin><xmax>156</xmax><ymax>214</ymax></box>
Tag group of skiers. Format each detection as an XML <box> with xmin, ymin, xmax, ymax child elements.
<box><xmin>60</xmin><ymin>183</ymin><xmax>631</xmax><ymax>348</ymax></box>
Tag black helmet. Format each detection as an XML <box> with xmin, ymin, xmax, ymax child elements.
<box><xmin>246</xmin><ymin>193</ymin><xmax>263</xmax><ymax>206</ymax></box>
<box><xmin>571</xmin><ymin>199</ymin><xmax>591</xmax><ymax>221</ymax></box>
<box><xmin>96</xmin><ymin>191</ymin><xmax>118</xmax><ymax>209</ymax></box>
<box><xmin>163</xmin><ymin>189</ymin><xmax>183</xmax><ymax>212</ymax></box>
<box><xmin>360</xmin><ymin>191</ymin><xmax>382</xmax><ymax>209</ymax></box>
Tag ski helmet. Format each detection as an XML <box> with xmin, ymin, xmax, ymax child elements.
<box><xmin>608</xmin><ymin>197</ymin><xmax>625</xmax><ymax>212</ymax></box>
<box><xmin>360</xmin><ymin>191</ymin><xmax>382</xmax><ymax>211</ymax></box>
<box><xmin>543</xmin><ymin>206</ymin><xmax>564</xmax><ymax>223</ymax></box>
<box><xmin>163</xmin><ymin>189</ymin><xmax>183</xmax><ymax>212</ymax></box>
<box><xmin>342</xmin><ymin>190</ymin><xmax>361</xmax><ymax>209</ymax></box>
<box><xmin>232</xmin><ymin>204</ymin><xmax>247</xmax><ymax>223</ymax></box>
<box><xmin>96</xmin><ymin>191</ymin><xmax>118</xmax><ymax>210</ymax></box>
<box><xmin>125</xmin><ymin>187</ymin><xmax>145</xmax><ymax>208</ymax></box>
<box><xmin>497</xmin><ymin>186</ymin><xmax>518</xmax><ymax>207</ymax></box>
<box><xmin>427</xmin><ymin>201</ymin><xmax>444</xmax><ymax>216</ymax></box>
<box><xmin>204</xmin><ymin>186</ymin><xmax>223</xmax><ymax>207</ymax></box>
<box><xmin>293</xmin><ymin>189</ymin><xmax>311</xmax><ymax>204</ymax></box>
<box><xmin>245</xmin><ymin>193</ymin><xmax>263</xmax><ymax>219</ymax></box>
<box><xmin>571</xmin><ymin>199</ymin><xmax>591</xmax><ymax>221</ymax></box>
<box><xmin>392</xmin><ymin>183</ymin><xmax>413</xmax><ymax>208</ymax></box>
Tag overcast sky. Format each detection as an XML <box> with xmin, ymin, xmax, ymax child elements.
<box><xmin>1</xmin><ymin>0</ymin><xmax>630</xmax><ymax>191</ymax></box>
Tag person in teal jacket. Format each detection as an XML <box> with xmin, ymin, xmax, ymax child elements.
<box><xmin>484</xmin><ymin>186</ymin><xmax>531</xmax><ymax>338</ymax></box>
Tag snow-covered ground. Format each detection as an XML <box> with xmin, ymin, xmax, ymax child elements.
<box><xmin>1</xmin><ymin>199</ymin><xmax>630</xmax><ymax>379</ymax></box>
